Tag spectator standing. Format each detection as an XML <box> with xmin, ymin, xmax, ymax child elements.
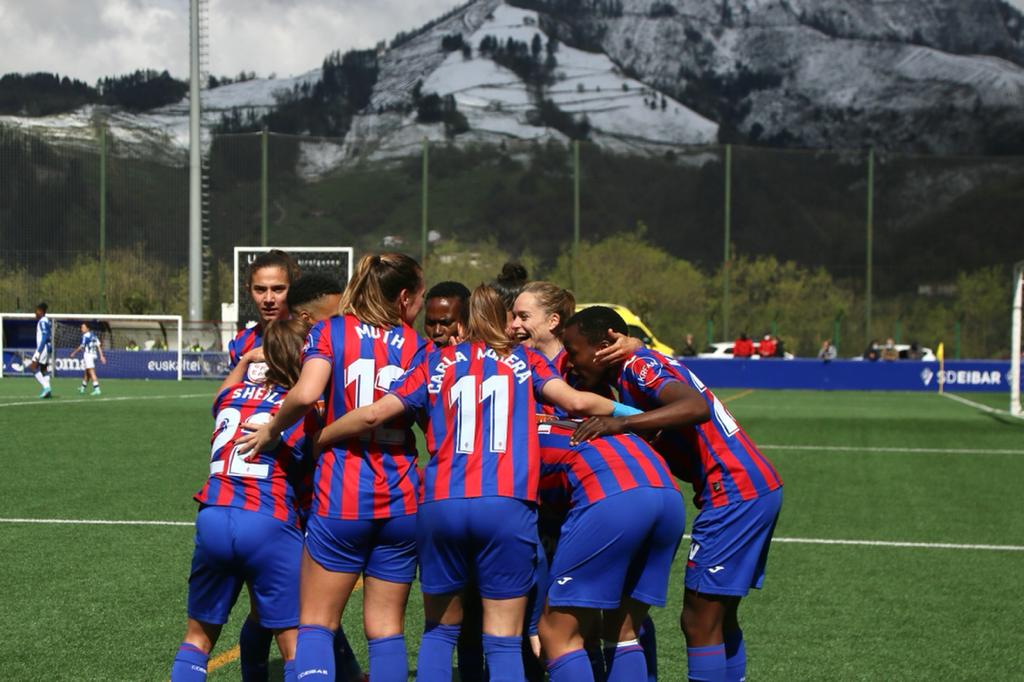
<box><xmin>680</xmin><ymin>334</ymin><xmax>698</xmax><ymax>357</ymax></box>
<box><xmin>880</xmin><ymin>337</ymin><xmax>899</xmax><ymax>361</ymax></box>
<box><xmin>818</xmin><ymin>340</ymin><xmax>837</xmax><ymax>362</ymax></box>
<box><xmin>733</xmin><ymin>332</ymin><xmax>755</xmax><ymax>359</ymax></box>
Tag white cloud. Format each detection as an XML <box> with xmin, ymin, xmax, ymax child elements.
<box><xmin>0</xmin><ymin>0</ymin><xmax>457</xmax><ymax>84</ymax></box>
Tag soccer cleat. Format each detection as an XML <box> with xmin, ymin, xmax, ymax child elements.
<box><xmin>39</xmin><ymin>388</ymin><xmax>52</xmax><ymax>399</ymax></box>
<box><xmin>79</xmin><ymin>385</ymin><xmax>86</xmax><ymax>394</ymax></box>
<box><xmin>91</xmin><ymin>387</ymin><xmax>102</xmax><ymax>396</ymax></box>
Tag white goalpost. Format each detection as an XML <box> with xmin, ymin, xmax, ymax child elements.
<box><xmin>1011</xmin><ymin>261</ymin><xmax>1023</xmax><ymax>417</ymax></box>
<box><xmin>0</xmin><ymin>313</ymin><xmax>184</xmax><ymax>381</ymax></box>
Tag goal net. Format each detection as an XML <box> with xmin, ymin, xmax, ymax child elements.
<box><xmin>1</xmin><ymin>314</ymin><xmax>185</xmax><ymax>380</ymax></box>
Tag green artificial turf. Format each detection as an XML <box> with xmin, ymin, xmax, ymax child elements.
<box><xmin>0</xmin><ymin>378</ymin><xmax>1021</xmax><ymax>679</ymax></box>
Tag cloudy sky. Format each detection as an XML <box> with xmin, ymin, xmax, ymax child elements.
<box><xmin>0</xmin><ymin>0</ymin><xmax>457</xmax><ymax>84</ymax></box>
<box><xmin>3</xmin><ymin>0</ymin><xmax>1024</xmax><ymax>85</ymax></box>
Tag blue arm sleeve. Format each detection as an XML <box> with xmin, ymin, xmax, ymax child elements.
<box><xmin>611</xmin><ymin>401</ymin><xmax>643</xmax><ymax>418</ymax></box>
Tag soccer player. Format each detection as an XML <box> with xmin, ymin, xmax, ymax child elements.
<box><xmin>69</xmin><ymin>322</ymin><xmax>105</xmax><ymax>395</ymax></box>
<box><xmin>231</xmin><ymin>272</ymin><xmax>365</xmax><ymax>682</ymax></box>
<box><xmin>228</xmin><ymin>249</ymin><xmax>301</xmax><ymax>382</ymax></box>
<box><xmin>287</xmin><ymin>273</ymin><xmax>344</xmax><ymax>328</ymax></box>
<box><xmin>29</xmin><ymin>302</ymin><xmax>53</xmax><ymax>399</ymax></box>
<box><xmin>170</xmin><ymin>319</ymin><xmax>317</xmax><ymax>682</ymax></box>
<box><xmin>238</xmin><ymin>253</ymin><xmax>429</xmax><ymax>682</ymax></box>
<box><xmin>537</xmin><ymin>420</ymin><xmax>685</xmax><ymax>682</ymax></box>
<box><xmin>565</xmin><ymin>306</ymin><xmax>784</xmax><ymax>682</ymax></box>
<box><xmin>307</xmin><ymin>284</ymin><xmax>642</xmax><ymax>682</ymax></box>
<box><xmin>424</xmin><ymin>281</ymin><xmax>470</xmax><ymax>348</ymax></box>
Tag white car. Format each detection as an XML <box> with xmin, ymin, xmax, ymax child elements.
<box><xmin>852</xmin><ymin>344</ymin><xmax>936</xmax><ymax>361</ymax></box>
<box><xmin>696</xmin><ymin>342</ymin><xmax>794</xmax><ymax>360</ymax></box>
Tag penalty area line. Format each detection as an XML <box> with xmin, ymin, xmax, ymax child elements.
<box><xmin>758</xmin><ymin>444</ymin><xmax>1024</xmax><ymax>456</ymax></box>
<box><xmin>940</xmin><ymin>392</ymin><xmax>1024</xmax><ymax>420</ymax></box>
<box><xmin>4</xmin><ymin>518</ymin><xmax>1022</xmax><ymax>552</ymax></box>
<box><xmin>0</xmin><ymin>393</ymin><xmax>210</xmax><ymax>408</ymax></box>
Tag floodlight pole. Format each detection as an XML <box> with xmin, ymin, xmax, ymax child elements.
<box><xmin>865</xmin><ymin>147</ymin><xmax>875</xmax><ymax>347</ymax></box>
<box><xmin>1011</xmin><ymin>260</ymin><xmax>1023</xmax><ymax>416</ymax></box>
<box><xmin>188</xmin><ymin>0</ymin><xmax>203</xmax><ymax>321</ymax></box>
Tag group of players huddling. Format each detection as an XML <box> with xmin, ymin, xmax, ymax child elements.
<box><xmin>170</xmin><ymin>250</ymin><xmax>783</xmax><ymax>682</ymax></box>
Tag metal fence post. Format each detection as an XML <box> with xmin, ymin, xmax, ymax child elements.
<box><xmin>723</xmin><ymin>144</ymin><xmax>732</xmax><ymax>342</ymax></box>
<box><xmin>572</xmin><ymin>140</ymin><xmax>581</xmax><ymax>292</ymax></box>
<box><xmin>421</xmin><ymin>138</ymin><xmax>429</xmax><ymax>264</ymax></box>
<box><xmin>261</xmin><ymin>127</ymin><xmax>268</xmax><ymax>246</ymax></box>
<box><xmin>99</xmin><ymin>126</ymin><xmax>107</xmax><ymax>313</ymax></box>
<box><xmin>865</xmin><ymin>147</ymin><xmax>875</xmax><ymax>347</ymax></box>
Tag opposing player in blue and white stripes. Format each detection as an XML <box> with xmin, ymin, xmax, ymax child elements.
<box><xmin>69</xmin><ymin>322</ymin><xmax>106</xmax><ymax>395</ymax></box>
<box><xmin>29</xmin><ymin>302</ymin><xmax>53</xmax><ymax>399</ymax></box>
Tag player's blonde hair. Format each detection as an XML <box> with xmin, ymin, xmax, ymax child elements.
<box><xmin>519</xmin><ymin>281</ymin><xmax>575</xmax><ymax>336</ymax></box>
<box><xmin>466</xmin><ymin>284</ymin><xmax>517</xmax><ymax>356</ymax></box>
<box><xmin>341</xmin><ymin>253</ymin><xmax>422</xmax><ymax>329</ymax></box>
<box><xmin>263</xmin><ymin>318</ymin><xmax>307</xmax><ymax>389</ymax></box>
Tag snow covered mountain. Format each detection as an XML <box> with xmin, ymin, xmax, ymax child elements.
<box><xmin>3</xmin><ymin>0</ymin><xmax>1024</xmax><ymax>165</ymax></box>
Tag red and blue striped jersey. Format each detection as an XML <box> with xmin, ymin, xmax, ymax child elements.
<box><xmin>538</xmin><ymin>420</ymin><xmax>677</xmax><ymax>510</ymax></box>
<box><xmin>392</xmin><ymin>341</ymin><xmax>559</xmax><ymax>503</ymax></box>
<box><xmin>228</xmin><ymin>325</ymin><xmax>263</xmax><ymax>369</ymax></box>
<box><xmin>538</xmin><ymin>349</ymin><xmax>570</xmax><ymax>417</ymax></box>
<box><xmin>303</xmin><ymin>314</ymin><xmax>428</xmax><ymax>520</ymax></box>
<box><xmin>612</xmin><ymin>349</ymin><xmax>782</xmax><ymax>509</ymax></box>
<box><xmin>195</xmin><ymin>381</ymin><xmax>316</xmax><ymax>528</ymax></box>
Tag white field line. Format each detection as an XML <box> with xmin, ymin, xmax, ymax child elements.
<box><xmin>759</xmin><ymin>444</ymin><xmax>1024</xmax><ymax>455</ymax></box>
<box><xmin>941</xmin><ymin>391</ymin><xmax>1024</xmax><ymax>419</ymax></box>
<box><xmin>0</xmin><ymin>393</ymin><xmax>209</xmax><ymax>408</ymax></box>
<box><xmin>0</xmin><ymin>517</ymin><xmax>192</xmax><ymax>527</ymax></box>
<box><xmin>1</xmin><ymin>517</ymin><xmax>1021</xmax><ymax>552</ymax></box>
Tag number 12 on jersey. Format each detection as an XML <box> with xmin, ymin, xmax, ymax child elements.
<box><xmin>449</xmin><ymin>375</ymin><xmax>511</xmax><ymax>454</ymax></box>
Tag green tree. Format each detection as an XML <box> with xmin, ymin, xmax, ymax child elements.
<box><xmin>548</xmin><ymin>229</ymin><xmax>708</xmax><ymax>350</ymax></box>
<box><xmin>710</xmin><ymin>255</ymin><xmax>853</xmax><ymax>356</ymax></box>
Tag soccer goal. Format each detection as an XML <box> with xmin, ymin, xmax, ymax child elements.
<box><xmin>0</xmin><ymin>313</ymin><xmax>184</xmax><ymax>380</ymax></box>
<box><xmin>1011</xmin><ymin>261</ymin><xmax>1023</xmax><ymax>417</ymax></box>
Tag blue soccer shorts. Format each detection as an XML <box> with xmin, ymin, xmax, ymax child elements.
<box><xmin>546</xmin><ymin>486</ymin><xmax>686</xmax><ymax>610</ymax></box>
<box><xmin>526</xmin><ymin>537</ymin><xmax>549</xmax><ymax>636</ymax></box>
<box><xmin>685</xmin><ymin>486</ymin><xmax>783</xmax><ymax>597</ymax></box>
<box><xmin>304</xmin><ymin>513</ymin><xmax>417</xmax><ymax>583</ymax></box>
<box><xmin>187</xmin><ymin>505</ymin><xmax>303</xmax><ymax>629</ymax></box>
<box><xmin>417</xmin><ymin>497</ymin><xmax>539</xmax><ymax>599</ymax></box>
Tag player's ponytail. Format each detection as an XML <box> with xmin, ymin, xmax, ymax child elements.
<box><xmin>341</xmin><ymin>252</ymin><xmax>423</xmax><ymax>328</ymax></box>
<box><xmin>262</xmin><ymin>318</ymin><xmax>307</xmax><ymax>389</ymax></box>
<box><xmin>520</xmin><ymin>281</ymin><xmax>575</xmax><ymax>336</ymax></box>
<box><xmin>466</xmin><ymin>284</ymin><xmax>516</xmax><ymax>356</ymax></box>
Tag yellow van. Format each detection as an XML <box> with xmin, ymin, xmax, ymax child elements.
<box><xmin>574</xmin><ymin>303</ymin><xmax>675</xmax><ymax>357</ymax></box>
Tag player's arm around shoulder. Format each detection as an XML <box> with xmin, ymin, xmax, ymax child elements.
<box><xmin>572</xmin><ymin>381</ymin><xmax>710</xmax><ymax>443</ymax></box>
<box><xmin>316</xmin><ymin>394</ymin><xmax>406</xmax><ymax>452</ymax></box>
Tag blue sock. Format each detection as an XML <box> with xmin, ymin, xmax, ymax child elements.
<box><xmin>638</xmin><ymin>618</ymin><xmax>658</xmax><ymax>681</ymax></box>
<box><xmin>283</xmin><ymin>659</ymin><xmax>296</xmax><ymax>682</ymax></box>
<box><xmin>171</xmin><ymin>642</ymin><xmax>209</xmax><ymax>682</ymax></box>
<box><xmin>725</xmin><ymin>630</ymin><xmax>746</xmax><ymax>682</ymax></box>
<box><xmin>239</xmin><ymin>617</ymin><xmax>273</xmax><ymax>682</ymax></box>
<box><xmin>482</xmin><ymin>634</ymin><xmax>525</xmax><ymax>682</ymax></box>
<box><xmin>295</xmin><ymin>624</ymin><xmax>335</xmax><ymax>681</ymax></box>
<box><xmin>687</xmin><ymin>643</ymin><xmax>727</xmax><ymax>682</ymax></box>
<box><xmin>605</xmin><ymin>640</ymin><xmax>647</xmax><ymax>682</ymax></box>
<box><xmin>547</xmin><ymin>649</ymin><xmax>594</xmax><ymax>682</ymax></box>
<box><xmin>418</xmin><ymin>622</ymin><xmax>460</xmax><ymax>682</ymax></box>
<box><xmin>457</xmin><ymin>634</ymin><xmax>486</xmax><ymax>682</ymax></box>
<box><xmin>334</xmin><ymin>627</ymin><xmax>363</xmax><ymax>680</ymax></box>
<box><xmin>368</xmin><ymin>634</ymin><xmax>407</xmax><ymax>682</ymax></box>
